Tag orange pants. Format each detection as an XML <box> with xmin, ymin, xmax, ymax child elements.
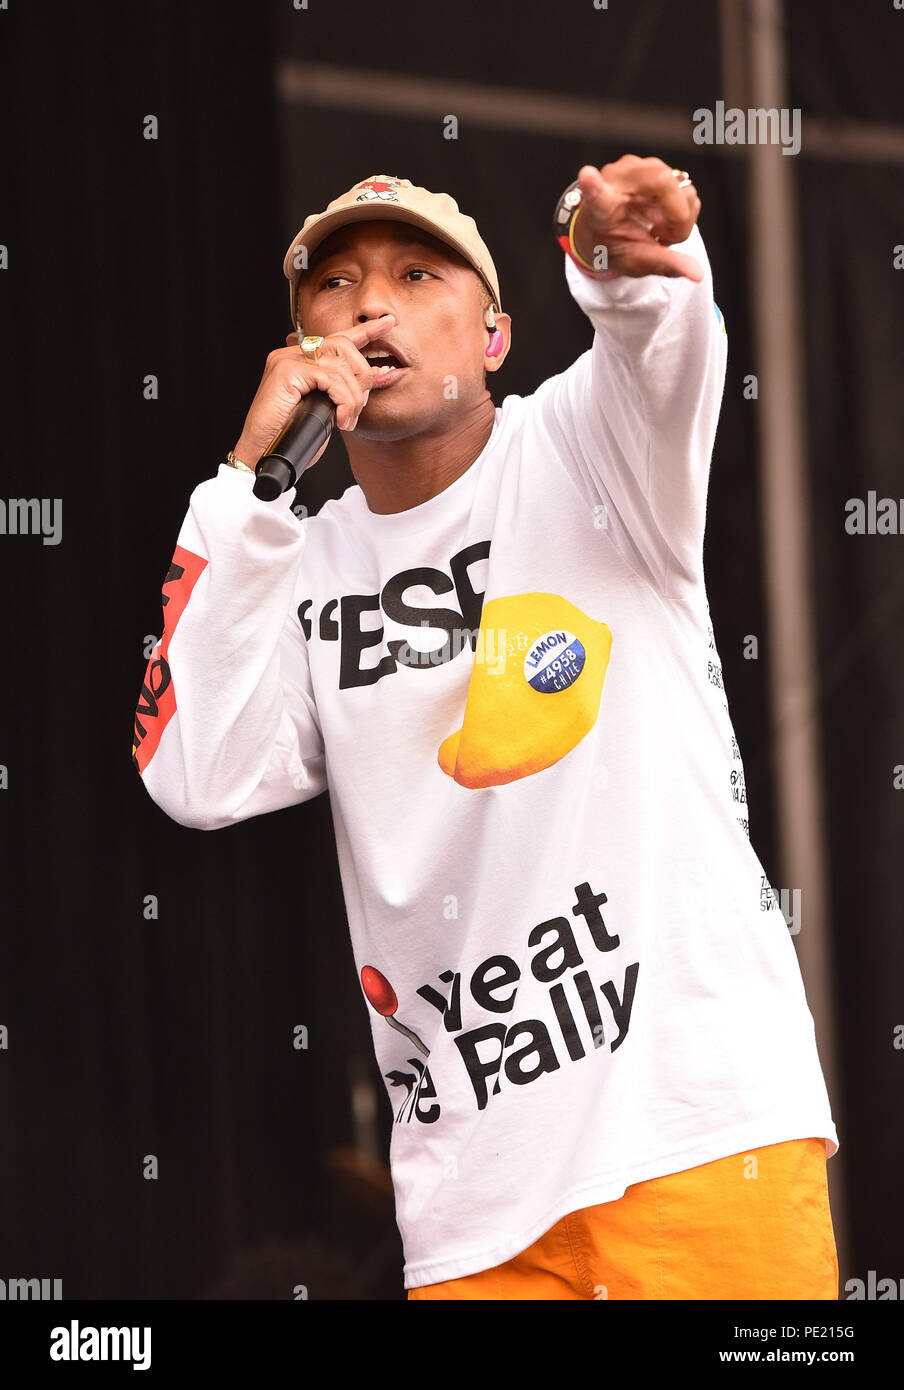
<box><xmin>408</xmin><ymin>1137</ymin><xmax>837</xmax><ymax>1300</ymax></box>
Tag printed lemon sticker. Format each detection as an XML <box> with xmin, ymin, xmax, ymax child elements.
<box><xmin>524</xmin><ymin>629</ymin><xmax>585</xmax><ymax>692</ymax></box>
<box><xmin>438</xmin><ymin>593</ymin><xmax>613</xmax><ymax>789</ymax></box>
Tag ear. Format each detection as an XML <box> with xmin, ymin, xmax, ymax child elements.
<box><xmin>484</xmin><ymin>311</ymin><xmax>512</xmax><ymax>373</ymax></box>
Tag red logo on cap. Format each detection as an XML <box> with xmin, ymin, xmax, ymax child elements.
<box><xmin>357</xmin><ymin>178</ymin><xmax>399</xmax><ymax>194</ymax></box>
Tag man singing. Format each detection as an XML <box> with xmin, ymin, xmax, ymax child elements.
<box><xmin>132</xmin><ymin>161</ymin><xmax>839</xmax><ymax>1300</ymax></box>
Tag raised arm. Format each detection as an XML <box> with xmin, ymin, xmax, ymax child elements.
<box><xmin>540</xmin><ymin>157</ymin><xmax>728</xmax><ymax>599</ymax></box>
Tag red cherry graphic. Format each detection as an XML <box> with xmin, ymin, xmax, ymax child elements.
<box><xmin>361</xmin><ymin>965</ymin><xmax>398</xmax><ymax>1017</ymax></box>
<box><xmin>360</xmin><ymin>965</ymin><xmax>430</xmax><ymax>1057</ymax></box>
<box><xmin>358</xmin><ymin>179</ymin><xmax>397</xmax><ymax>194</ymax></box>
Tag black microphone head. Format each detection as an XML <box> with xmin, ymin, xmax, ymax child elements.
<box><xmin>253</xmin><ymin>457</ymin><xmax>296</xmax><ymax>501</ymax></box>
<box><xmin>252</xmin><ymin>390</ymin><xmax>335</xmax><ymax>500</ymax></box>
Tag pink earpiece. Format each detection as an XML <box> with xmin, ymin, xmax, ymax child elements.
<box><xmin>485</xmin><ymin>328</ymin><xmax>504</xmax><ymax>358</ymax></box>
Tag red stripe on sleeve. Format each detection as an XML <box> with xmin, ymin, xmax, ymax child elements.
<box><xmin>132</xmin><ymin>544</ymin><xmax>208</xmax><ymax>774</ymax></box>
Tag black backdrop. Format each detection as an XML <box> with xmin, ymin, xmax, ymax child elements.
<box><xmin>0</xmin><ymin>0</ymin><xmax>901</xmax><ymax>1300</ymax></box>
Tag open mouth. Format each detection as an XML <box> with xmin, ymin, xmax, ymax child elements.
<box><xmin>363</xmin><ymin>341</ymin><xmax>409</xmax><ymax>384</ymax></box>
<box><xmin>364</xmin><ymin>348</ymin><xmax>409</xmax><ymax>388</ymax></box>
<box><xmin>365</xmin><ymin>351</ymin><xmax>405</xmax><ymax>371</ymax></box>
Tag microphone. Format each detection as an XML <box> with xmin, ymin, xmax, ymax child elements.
<box><xmin>252</xmin><ymin>391</ymin><xmax>336</xmax><ymax>501</ymax></box>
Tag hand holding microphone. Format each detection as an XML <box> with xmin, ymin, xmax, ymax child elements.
<box><xmin>231</xmin><ymin>313</ymin><xmax>396</xmax><ymax>501</ymax></box>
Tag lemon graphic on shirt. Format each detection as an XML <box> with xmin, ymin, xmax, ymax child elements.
<box><xmin>437</xmin><ymin>593</ymin><xmax>613</xmax><ymax>789</ymax></box>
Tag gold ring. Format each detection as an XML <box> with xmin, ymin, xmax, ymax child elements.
<box><xmin>671</xmin><ymin>168</ymin><xmax>693</xmax><ymax>188</ymax></box>
<box><xmin>301</xmin><ymin>334</ymin><xmax>324</xmax><ymax>363</ymax></box>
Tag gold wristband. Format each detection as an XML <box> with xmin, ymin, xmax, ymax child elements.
<box><xmin>566</xmin><ymin>205</ymin><xmax>621</xmax><ymax>280</ymax></box>
<box><xmin>567</xmin><ymin>206</ymin><xmax>598</xmax><ymax>271</ymax></box>
<box><xmin>226</xmin><ymin>450</ymin><xmax>256</xmax><ymax>476</ymax></box>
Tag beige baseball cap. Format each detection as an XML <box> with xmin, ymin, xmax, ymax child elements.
<box><xmin>282</xmin><ymin>174</ymin><xmax>502</xmax><ymax>327</ymax></box>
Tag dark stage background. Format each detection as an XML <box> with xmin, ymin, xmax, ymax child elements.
<box><xmin>0</xmin><ymin>0</ymin><xmax>901</xmax><ymax>1300</ymax></box>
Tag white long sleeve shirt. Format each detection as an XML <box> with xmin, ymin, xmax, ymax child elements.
<box><xmin>133</xmin><ymin>225</ymin><xmax>838</xmax><ymax>1289</ymax></box>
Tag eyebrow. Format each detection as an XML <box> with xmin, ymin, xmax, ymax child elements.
<box><xmin>309</xmin><ymin>234</ymin><xmax>447</xmax><ymax>274</ymax></box>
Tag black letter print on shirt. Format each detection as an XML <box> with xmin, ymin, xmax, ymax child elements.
<box><xmin>382</xmin><ymin>568</ymin><xmax>466</xmax><ymax>672</ymax></box>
